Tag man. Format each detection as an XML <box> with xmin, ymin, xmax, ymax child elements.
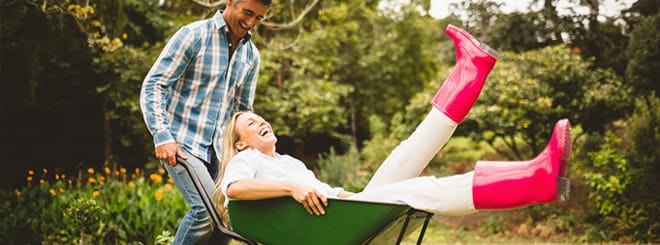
<box><xmin>139</xmin><ymin>0</ymin><xmax>271</xmax><ymax>243</ymax></box>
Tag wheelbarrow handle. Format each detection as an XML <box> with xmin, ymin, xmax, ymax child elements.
<box><xmin>176</xmin><ymin>156</ymin><xmax>257</xmax><ymax>245</ymax></box>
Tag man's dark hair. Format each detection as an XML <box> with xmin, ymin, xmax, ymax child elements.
<box><xmin>233</xmin><ymin>0</ymin><xmax>272</xmax><ymax>6</ymax></box>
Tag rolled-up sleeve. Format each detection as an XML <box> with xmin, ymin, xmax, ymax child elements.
<box><xmin>139</xmin><ymin>26</ymin><xmax>196</xmax><ymax>147</ymax></box>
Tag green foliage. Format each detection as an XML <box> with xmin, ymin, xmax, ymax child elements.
<box><xmin>625</xmin><ymin>13</ymin><xmax>660</xmax><ymax>96</ymax></box>
<box><xmin>479</xmin><ymin>216</ymin><xmax>506</xmax><ymax>235</ymax></box>
<box><xmin>0</xmin><ymin>168</ymin><xmax>186</xmax><ymax>244</ymax></box>
<box><xmin>579</xmin><ymin>95</ymin><xmax>660</xmax><ymax>243</ymax></box>
<box><xmin>317</xmin><ymin>147</ymin><xmax>368</xmax><ymax>192</ymax></box>
<box><xmin>467</xmin><ymin>45</ymin><xmax>629</xmax><ymax>160</ymax></box>
<box><xmin>583</xmin><ymin>131</ymin><xmax>630</xmax><ymax>216</ymax></box>
<box><xmin>257</xmin><ymin>0</ymin><xmax>443</xmax><ymax>154</ymax></box>
<box><xmin>621</xmin><ymin>95</ymin><xmax>660</xmax><ymax>242</ymax></box>
<box><xmin>65</xmin><ymin>197</ymin><xmax>104</xmax><ymax>244</ymax></box>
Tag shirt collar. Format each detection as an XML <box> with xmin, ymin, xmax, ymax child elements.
<box><xmin>212</xmin><ymin>10</ymin><xmax>252</xmax><ymax>43</ymax></box>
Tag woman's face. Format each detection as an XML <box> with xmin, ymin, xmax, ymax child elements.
<box><xmin>234</xmin><ymin>112</ymin><xmax>277</xmax><ymax>153</ymax></box>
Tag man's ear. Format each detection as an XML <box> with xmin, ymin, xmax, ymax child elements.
<box><xmin>235</xmin><ymin>141</ymin><xmax>248</xmax><ymax>151</ymax></box>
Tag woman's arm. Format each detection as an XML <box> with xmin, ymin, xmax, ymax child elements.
<box><xmin>226</xmin><ymin>179</ymin><xmax>329</xmax><ymax>215</ymax></box>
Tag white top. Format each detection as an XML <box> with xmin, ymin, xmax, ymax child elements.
<box><xmin>220</xmin><ymin>148</ymin><xmax>345</xmax><ymax>206</ymax></box>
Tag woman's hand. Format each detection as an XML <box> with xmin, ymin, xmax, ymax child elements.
<box><xmin>289</xmin><ymin>183</ymin><xmax>328</xmax><ymax>216</ymax></box>
<box><xmin>337</xmin><ymin>191</ymin><xmax>355</xmax><ymax>198</ymax></box>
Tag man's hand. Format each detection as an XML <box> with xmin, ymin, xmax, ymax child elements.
<box><xmin>155</xmin><ymin>142</ymin><xmax>187</xmax><ymax>167</ymax></box>
<box><xmin>290</xmin><ymin>184</ymin><xmax>328</xmax><ymax>216</ymax></box>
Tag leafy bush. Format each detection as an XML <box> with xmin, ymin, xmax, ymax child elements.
<box><xmin>317</xmin><ymin>147</ymin><xmax>369</xmax><ymax>193</ymax></box>
<box><xmin>0</xmin><ymin>167</ymin><xmax>187</xmax><ymax>244</ymax></box>
<box><xmin>581</xmin><ymin>94</ymin><xmax>660</xmax><ymax>243</ymax></box>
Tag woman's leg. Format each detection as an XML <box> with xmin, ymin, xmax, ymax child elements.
<box><xmin>364</xmin><ymin>25</ymin><xmax>499</xmax><ymax>190</ymax></box>
<box><xmin>353</xmin><ymin>119</ymin><xmax>571</xmax><ymax>215</ymax></box>
<box><xmin>351</xmin><ymin>173</ymin><xmax>478</xmax><ymax>216</ymax></box>
<box><xmin>364</xmin><ymin>109</ymin><xmax>457</xmax><ymax>190</ymax></box>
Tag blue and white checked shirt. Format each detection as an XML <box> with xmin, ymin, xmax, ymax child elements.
<box><xmin>140</xmin><ymin>10</ymin><xmax>260</xmax><ymax>163</ymax></box>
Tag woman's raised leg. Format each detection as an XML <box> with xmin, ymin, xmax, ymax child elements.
<box><xmin>364</xmin><ymin>25</ymin><xmax>499</xmax><ymax>190</ymax></box>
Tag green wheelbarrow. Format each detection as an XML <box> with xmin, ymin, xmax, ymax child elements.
<box><xmin>178</xmin><ymin>157</ymin><xmax>433</xmax><ymax>245</ymax></box>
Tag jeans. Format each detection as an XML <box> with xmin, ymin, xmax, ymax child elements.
<box><xmin>162</xmin><ymin>148</ymin><xmax>223</xmax><ymax>245</ymax></box>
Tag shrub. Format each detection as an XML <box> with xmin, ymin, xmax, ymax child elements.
<box><xmin>0</xmin><ymin>167</ymin><xmax>187</xmax><ymax>244</ymax></box>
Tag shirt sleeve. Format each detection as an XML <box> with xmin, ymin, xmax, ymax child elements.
<box><xmin>235</xmin><ymin>47</ymin><xmax>259</xmax><ymax>111</ymax></box>
<box><xmin>139</xmin><ymin>26</ymin><xmax>198</xmax><ymax>147</ymax></box>
<box><xmin>220</xmin><ymin>154</ymin><xmax>257</xmax><ymax>202</ymax></box>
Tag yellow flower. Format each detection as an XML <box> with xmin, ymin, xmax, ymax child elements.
<box><xmin>55</xmin><ymin>174</ymin><xmax>60</xmax><ymax>180</ymax></box>
<box><xmin>114</xmin><ymin>171</ymin><xmax>120</xmax><ymax>176</ymax></box>
<box><xmin>27</xmin><ymin>176</ymin><xmax>33</xmax><ymax>182</ymax></box>
<box><xmin>164</xmin><ymin>184</ymin><xmax>172</xmax><ymax>191</ymax></box>
<box><xmin>104</xmin><ymin>167</ymin><xmax>111</xmax><ymax>175</ymax></box>
<box><xmin>121</xmin><ymin>33</ymin><xmax>128</xmax><ymax>40</ymax></box>
<box><xmin>128</xmin><ymin>181</ymin><xmax>136</xmax><ymax>188</ymax></box>
<box><xmin>158</xmin><ymin>168</ymin><xmax>166</xmax><ymax>175</ymax></box>
<box><xmin>93</xmin><ymin>191</ymin><xmax>100</xmax><ymax>197</ymax></box>
<box><xmin>120</xmin><ymin>168</ymin><xmax>127</xmax><ymax>173</ymax></box>
<box><xmin>88</xmin><ymin>177</ymin><xmax>97</xmax><ymax>184</ymax></box>
<box><xmin>61</xmin><ymin>174</ymin><xmax>66</xmax><ymax>179</ymax></box>
<box><xmin>111</xmin><ymin>38</ymin><xmax>121</xmax><ymax>45</ymax></box>
<box><xmin>150</xmin><ymin>173</ymin><xmax>162</xmax><ymax>183</ymax></box>
<box><xmin>59</xmin><ymin>188</ymin><xmax>64</xmax><ymax>193</ymax></box>
<box><xmin>49</xmin><ymin>189</ymin><xmax>56</xmax><ymax>196</ymax></box>
<box><xmin>168</xmin><ymin>178</ymin><xmax>174</xmax><ymax>184</ymax></box>
<box><xmin>42</xmin><ymin>169</ymin><xmax>47</xmax><ymax>174</ymax></box>
<box><xmin>131</xmin><ymin>174</ymin><xmax>137</xmax><ymax>179</ymax></box>
<box><xmin>28</xmin><ymin>170</ymin><xmax>34</xmax><ymax>175</ymax></box>
<box><xmin>88</xmin><ymin>168</ymin><xmax>95</xmax><ymax>174</ymax></box>
<box><xmin>155</xmin><ymin>190</ymin><xmax>164</xmax><ymax>200</ymax></box>
<box><xmin>135</xmin><ymin>168</ymin><xmax>141</xmax><ymax>174</ymax></box>
<box><xmin>68</xmin><ymin>180</ymin><xmax>73</xmax><ymax>185</ymax></box>
<box><xmin>99</xmin><ymin>176</ymin><xmax>106</xmax><ymax>182</ymax></box>
<box><xmin>15</xmin><ymin>189</ymin><xmax>21</xmax><ymax>197</ymax></box>
<box><xmin>91</xmin><ymin>20</ymin><xmax>101</xmax><ymax>27</ymax></box>
<box><xmin>39</xmin><ymin>179</ymin><xmax>45</xmax><ymax>184</ymax></box>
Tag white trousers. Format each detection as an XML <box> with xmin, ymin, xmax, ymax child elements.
<box><xmin>350</xmin><ymin>108</ymin><xmax>477</xmax><ymax>215</ymax></box>
<box><xmin>349</xmin><ymin>173</ymin><xmax>476</xmax><ymax>215</ymax></box>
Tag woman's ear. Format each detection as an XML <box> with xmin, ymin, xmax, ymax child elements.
<box><xmin>235</xmin><ymin>141</ymin><xmax>248</xmax><ymax>151</ymax></box>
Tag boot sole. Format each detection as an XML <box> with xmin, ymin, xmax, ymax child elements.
<box><xmin>557</xmin><ymin>119</ymin><xmax>572</xmax><ymax>201</ymax></box>
<box><xmin>558</xmin><ymin>177</ymin><xmax>570</xmax><ymax>202</ymax></box>
<box><xmin>447</xmin><ymin>24</ymin><xmax>502</xmax><ymax>59</ymax></box>
<box><xmin>559</xmin><ymin>119</ymin><xmax>572</xmax><ymax>177</ymax></box>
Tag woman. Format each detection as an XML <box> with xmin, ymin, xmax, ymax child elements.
<box><xmin>213</xmin><ymin>25</ymin><xmax>571</xmax><ymax>220</ymax></box>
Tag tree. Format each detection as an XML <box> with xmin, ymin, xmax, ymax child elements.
<box><xmin>465</xmin><ymin>45</ymin><xmax>629</xmax><ymax>160</ymax></box>
<box><xmin>625</xmin><ymin>13</ymin><xmax>660</xmax><ymax>96</ymax></box>
<box><xmin>254</xmin><ymin>0</ymin><xmax>443</xmax><ymax>158</ymax></box>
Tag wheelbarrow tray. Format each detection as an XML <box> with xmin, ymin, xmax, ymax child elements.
<box><xmin>228</xmin><ymin>197</ymin><xmax>430</xmax><ymax>245</ymax></box>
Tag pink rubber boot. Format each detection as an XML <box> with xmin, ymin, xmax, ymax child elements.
<box><xmin>472</xmin><ymin>119</ymin><xmax>572</xmax><ymax>210</ymax></box>
<box><xmin>431</xmin><ymin>24</ymin><xmax>500</xmax><ymax>123</ymax></box>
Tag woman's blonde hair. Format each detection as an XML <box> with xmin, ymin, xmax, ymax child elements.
<box><xmin>213</xmin><ymin>111</ymin><xmax>249</xmax><ymax>227</ymax></box>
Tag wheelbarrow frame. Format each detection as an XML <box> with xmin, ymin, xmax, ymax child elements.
<box><xmin>177</xmin><ymin>156</ymin><xmax>433</xmax><ymax>245</ymax></box>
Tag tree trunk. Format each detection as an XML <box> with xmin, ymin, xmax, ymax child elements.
<box><xmin>101</xmin><ymin>100</ymin><xmax>114</xmax><ymax>166</ymax></box>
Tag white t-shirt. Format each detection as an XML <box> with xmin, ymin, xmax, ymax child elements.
<box><xmin>220</xmin><ymin>148</ymin><xmax>345</xmax><ymax>206</ymax></box>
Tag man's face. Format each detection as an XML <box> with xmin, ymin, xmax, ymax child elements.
<box><xmin>224</xmin><ymin>0</ymin><xmax>269</xmax><ymax>39</ymax></box>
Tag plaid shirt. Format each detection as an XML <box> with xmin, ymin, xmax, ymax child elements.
<box><xmin>140</xmin><ymin>10</ymin><xmax>260</xmax><ymax>163</ymax></box>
